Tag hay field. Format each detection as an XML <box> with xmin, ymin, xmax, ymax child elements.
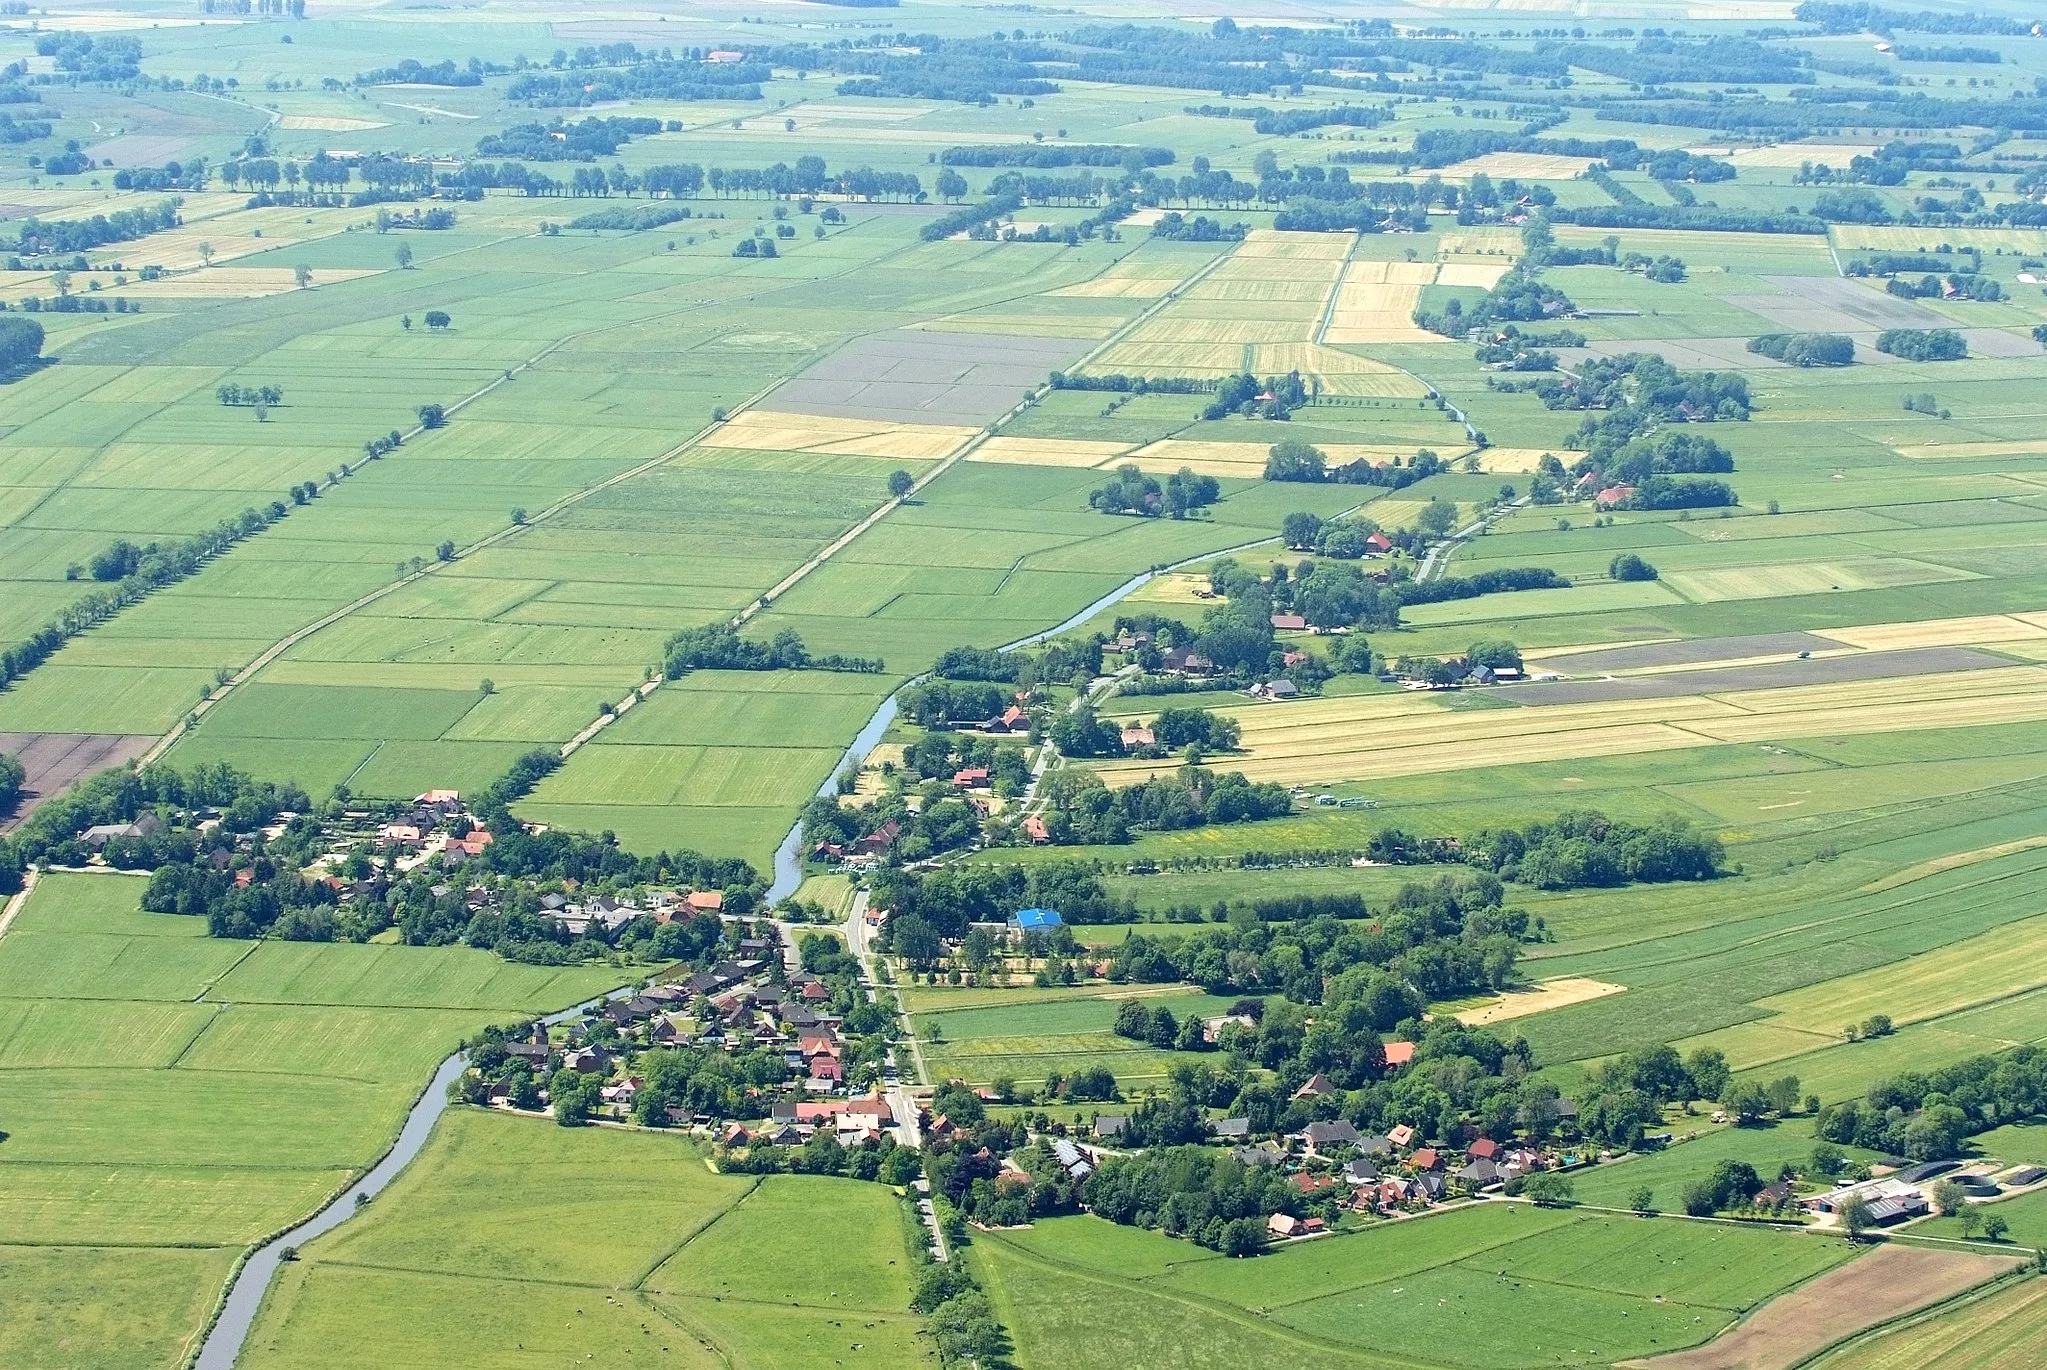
<box><xmin>1892</xmin><ymin>438</ymin><xmax>2047</xmax><ymax>460</ymax></box>
<box><xmin>969</xmin><ymin>436</ymin><xmax>1135</xmax><ymax>467</ymax></box>
<box><xmin>1091</xmin><ymin>665</ymin><xmax>2047</xmax><ymax>788</ymax></box>
<box><xmin>1455</xmin><ymin>977</ymin><xmax>1625</xmax><ymax>1026</ymax></box>
<box><xmin>1431</xmin><ymin>152</ymin><xmax>1598</xmax><ymax>180</ymax></box>
<box><xmin>1124</xmin><ymin>437</ymin><xmax>1433</xmax><ymax>477</ymax></box>
<box><xmin>1862</xmin><ymin>835</ymin><xmax>2047</xmax><ymax>894</ymax></box>
<box><xmin>1233</xmin><ymin>228</ymin><xmax>1352</xmax><ymax>260</ymax></box>
<box><xmin>1660</xmin><ymin>558</ymin><xmax>1979</xmax><ymax>603</ymax></box>
<box><xmin>117</xmin><ymin>267</ymin><xmax>381</xmax><ymax>299</ymax></box>
<box><xmin>700</xmin><ymin>409</ymin><xmax>977</xmax><ymax>460</ymax></box>
<box><xmin>1831</xmin><ymin>224</ymin><xmax>2047</xmax><ymax>255</ymax></box>
<box><xmin>1750</xmin><ymin>912</ymin><xmax>2047</xmax><ymax>1035</ymax></box>
<box><xmin>1439</xmin><ymin>230</ymin><xmax>1523</xmax><ymax>259</ymax></box>
<box><xmin>1437</xmin><ymin>260</ymin><xmax>1514</xmax><ymax>289</ymax></box>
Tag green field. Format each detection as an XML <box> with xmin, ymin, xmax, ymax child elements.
<box><xmin>238</xmin><ymin>1109</ymin><xmax>933</xmax><ymax>1370</ymax></box>
<box><xmin>908</xmin><ymin>984</ymin><xmax>1243</xmax><ymax>1090</ymax></box>
<box><xmin>0</xmin><ymin>874</ymin><xmax>623</xmax><ymax>1370</ymax></box>
<box><xmin>975</xmin><ymin>1203</ymin><xmax>1857</xmax><ymax>1370</ymax></box>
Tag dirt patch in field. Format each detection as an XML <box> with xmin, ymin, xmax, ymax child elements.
<box><xmin>770</xmin><ymin>329</ymin><xmax>1094</xmax><ymax>426</ymax></box>
<box><xmin>1455</xmin><ymin>977</ymin><xmax>1625</xmax><ymax>1025</ymax></box>
<box><xmin>0</xmin><ymin>732</ymin><xmax>154</xmax><ymax>833</ymax></box>
<box><xmin>1528</xmin><ymin>631</ymin><xmax>1844</xmax><ymax>674</ymax></box>
<box><xmin>1622</xmin><ymin>1244</ymin><xmax>2021</xmax><ymax>1370</ymax></box>
<box><xmin>1728</xmin><ymin>276</ymin><xmax>1950</xmax><ymax>333</ymax></box>
<box><xmin>1513</xmin><ymin>646</ymin><xmax>2010</xmax><ymax>704</ymax></box>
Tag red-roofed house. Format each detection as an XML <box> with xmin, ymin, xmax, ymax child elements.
<box><xmin>1595</xmin><ymin>485</ymin><xmax>1635</xmax><ymax>509</ymax></box>
<box><xmin>1382</xmin><ymin>1041</ymin><xmax>1416</xmax><ymax>1068</ymax></box>
<box><xmin>686</xmin><ymin>890</ymin><xmax>723</xmax><ymax>913</ymax></box>
<box><xmin>1023</xmin><ymin>816</ymin><xmax>1050</xmax><ymax>844</ymax></box>
<box><xmin>1468</xmin><ymin>1137</ymin><xmax>1501</xmax><ymax>1161</ymax></box>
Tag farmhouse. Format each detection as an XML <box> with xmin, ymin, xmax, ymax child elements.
<box><xmin>1010</xmin><ymin>907</ymin><xmax>1063</xmax><ymax>933</ymax></box>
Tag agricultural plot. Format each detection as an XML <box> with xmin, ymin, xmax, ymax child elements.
<box><xmin>0</xmin><ymin>874</ymin><xmax>621</xmax><ymax>1370</ymax></box>
<box><xmin>1804</xmin><ymin>1276</ymin><xmax>2047</xmax><ymax>1370</ymax></box>
<box><xmin>237</xmin><ymin>1109</ymin><xmax>931</xmax><ymax>1370</ymax></box>
<box><xmin>909</xmin><ymin>984</ymin><xmax>1242</xmax><ymax>1089</ymax></box>
<box><xmin>979</xmin><ymin>1203</ymin><xmax>1857</xmax><ymax>1370</ymax></box>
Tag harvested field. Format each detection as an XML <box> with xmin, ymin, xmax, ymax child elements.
<box><xmin>1094</xmin><ymin>664</ymin><xmax>2047</xmax><ymax>788</ymax></box>
<box><xmin>277</xmin><ymin>115</ymin><xmax>389</xmax><ymax>131</ymax></box>
<box><xmin>0</xmin><ymin>733</ymin><xmax>154</xmax><ymax>833</ymax></box>
<box><xmin>1661</xmin><ymin>558</ymin><xmax>1978</xmax><ymax>603</ymax></box>
<box><xmin>1439</xmin><ymin>230</ymin><xmax>1522</xmax><ymax>259</ymax></box>
<box><xmin>1455</xmin><ymin>977</ymin><xmax>1626</xmax><ymax>1026</ymax></box>
<box><xmin>1728</xmin><ymin>143</ymin><xmax>1878</xmax><ymax>168</ymax></box>
<box><xmin>1804</xmin><ymin>1271</ymin><xmax>2047</xmax><ymax>1370</ymax></box>
<box><xmin>1818</xmin><ymin>615</ymin><xmax>2047</xmax><ymax>652</ymax></box>
<box><xmin>699</xmin><ymin>409</ymin><xmax>977</xmax><ymax>460</ymax></box>
<box><xmin>1436</xmin><ymin>260</ymin><xmax>1512</xmax><ymax>289</ymax></box>
<box><xmin>1084</xmin><ymin>340</ymin><xmax>1243</xmax><ymax>376</ymax></box>
<box><xmin>1469</xmin><ymin>447</ymin><xmax>1560</xmax><ymax>473</ymax></box>
<box><xmin>1322</xmin><ymin>259</ymin><xmax>1440</xmax><ymax>344</ymax></box>
<box><xmin>1529</xmin><ymin>631</ymin><xmax>1840</xmax><ymax>673</ymax></box>
<box><xmin>120</xmin><ymin>267</ymin><xmax>381</xmax><ymax>299</ymax></box>
<box><xmin>1507</xmin><ymin>647</ymin><xmax>2012</xmax><ymax>706</ymax></box>
<box><xmin>1234</xmin><ymin>229</ymin><xmax>1352</xmax><ymax>259</ymax></box>
<box><xmin>1621</xmin><ymin>1245</ymin><xmax>2022</xmax><ymax>1370</ymax></box>
<box><xmin>1831</xmin><ymin>224</ymin><xmax>2047</xmax><ymax>256</ymax></box>
<box><xmin>770</xmin><ymin>329</ymin><xmax>1092</xmax><ymax>426</ymax></box>
<box><xmin>969</xmin><ymin>437</ymin><xmax>1134</xmax><ymax>467</ymax></box>
<box><xmin>1890</xmin><ymin>439</ymin><xmax>2047</xmax><ymax>461</ymax></box>
<box><xmin>1418</xmin><ymin>152</ymin><xmax>1597</xmax><ymax>180</ymax></box>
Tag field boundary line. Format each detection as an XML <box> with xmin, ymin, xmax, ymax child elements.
<box><xmin>641</xmin><ymin>1291</ymin><xmax>739</xmax><ymax>1370</ymax></box>
<box><xmin>161</xmin><ymin>1002</ymin><xmax>225</xmax><ymax>1069</ymax></box>
<box><xmin>631</xmin><ymin>1174</ymin><xmax>763</xmax><ymax>1290</ymax></box>
<box><xmin>1779</xmin><ymin>1264</ymin><xmax>2043</xmax><ymax>1370</ymax></box>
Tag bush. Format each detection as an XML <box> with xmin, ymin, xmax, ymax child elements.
<box><xmin>0</xmin><ymin>315</ymin><xmax>45</xmax><ymax>373</ymax></box>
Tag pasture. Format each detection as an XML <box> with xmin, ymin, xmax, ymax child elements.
<box><xmin>977</xmin><ymin>1203</ymin><xmax>1859</xmax><ymax>1370</ymax></box>
<box><xmin>0</xmin><ymin>874</ymin><xmax>623</xmax><ymax>1370</ymax></box>
<box><xmin>237</xmin><ymin>1109</ymin><xmax>932</xmax><ymax>1370</ymax></box>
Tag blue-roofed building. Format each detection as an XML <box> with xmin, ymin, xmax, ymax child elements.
<box><xmin>1009</xmin><ymin>907</ymin><xmax>1064</xmax><ymax>932</ymax></box>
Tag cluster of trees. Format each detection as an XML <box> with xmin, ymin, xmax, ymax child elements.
<box><xmin>1149</xmin><ymin>211</ymin><xmax>1247</xmax><ymax>241</ymax></box>
<box><xmin>510</xmin><ymin>59</ymin><xmax>767</xmax><ymax>108</ymax></box>
<box><xmin>1047</xmin><ymin>371</ymin><xmax>1211</xmax><ymax>396</ymax></box>
<box><xmin>1506</xmin><ymin>351</ymin><xmax>1749</xmax><ymax>461</ymax></box>
<box><xmin>1202</xmin><ymin>370</ymin><xmax>1307</xmax><ymax>421</ymax></box>
<box><xmin>920</xmin><ymin>191</ymin><xmax>1022</xmax><ymax>242</ymax></box>
<box><xmin>1748</xmin><ymin>332</ymin><xmax>1855</xmax><ymax>367</ymax></box>
<box><xmin>567</xmin><ymin>203</ymin><xmax>692</xmax><ymax>232</ymax></box>
<box><xmin>1887</xmin><ymin>273</ymin><xmax>2004</xmax><ymax>302</ymax></box>
<box><xmin>662</xmin><ymin>624</ymin><xmax>881</xmax><ymax>678</ymax></box>
<box><xmin>1463</xmin><ymin>810</ymin><xmax>1725</xmax><ymax>889</ymax></box>
<box><xmin>1574</xmin><ymin>1043</ymin><xmax>1801</xmax><ymax>1151</ymax></box>
<box><xmin>1816</xmin><ymin>1046</ymin><xmax>2047</xmax><ymax>1161</ymax></box>
<box><xmin>1032</xmin><ymin>764</ymin><xmax>1294</xmax><ymax>845</ymax></box>
<box><xmin>1089</xmin><ymin>464</ymin><xmax>1220</xmax><ymax>519</ymax></box>
<box><xmin>475</xmin><ymin>117</ymin><xmax>665</xmax><ymax>163</ymax></box>
<box><xmin>1397</xmin><ymin>566</ymin><xmax>1569</xmax><ymax>609</ymax></box>
<box><xmin>7</xmin><ymin>200</ymin><xmax>181</xmax><ymax>257</ymax></box>
<box><xmin>1877</xmin><ymin>328</ymin><xmax>1968</xmax><ymax>361</ymax></box>
<box><xmin>358</xmin><ymin>56</ymin><xmax>495</xmax><ymax>86</ymax></box>
<box><xmin>902</xmin><ymin>731</ymin><xmax>1030</xmax><ymax>791</ymax></box>
<box><xmin>1413</xmin><ymin>264</ymin><xmax>1575</xmax><ymax>338</ymax></box>
<box><xmin>0</xmin><ymin>750</ymin><xmax>21</xmax><ymax>815</ymax></box>
<box><xmin>1603</xmin><ymin>147</ymin><xmax>1736</xmax><ymax>183</ymax></box>
<box><xmin>215</xmin><ymin>382</ymin><xmax>282</xmax><ymax>408</ymax></box>
<box><xmin>111</xmin><ymin>159</ymin><xmax>207</xmax><ymax>191</ymax></box>
<box><xmin>34</xmin><ymin>31</ymin><xmax>141</xmax><ymax>81</ymax></box>
<box><xmin>1611</xmin><ymin>553</ymin><xmax>1659</xmax><ymax>582</ymax></box>
<box><xmin>876</xmin><ymin>863</ymin><xmax>1129</xmax><ymax>959</ymax></box>
<box><xmin>898</xmin><ymin>679</ymin><xmax>1016</xmax><ymax>728</ymax></box>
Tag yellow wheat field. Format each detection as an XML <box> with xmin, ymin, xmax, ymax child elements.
<box><xmin>1128</xmin><ymin>317</ymin><xmax>1305</xmax><ymax>345</ymax></box>
<box><xmin>701</xmin><ymin>410</ymin><xmax>977</xmax><ymax>459</ymax></box>
<box><xmin>1235</xmin><ymin>229</ymin><xmax>1354</xmax><ymax>260</ymax></box>
<box><xmin>1048</xmin><ymin>275</ymin><xmax>1179</xmax><ymax>300</ymax></box>
<box><xmin>1092</xmin><ymin>665</ymin><xmax>2047</xmax><ymax>788</ymax></box>
<box><xmin>1185</xmin><ymin>278</ymin><xmax>1331</xmax><ymax>303</ymax></box>
<box><xmin>969</xmin><ymin>437</ymin><xmax>1136</xmax><ymax>467</ymax></box>
<box><xmin>1470</xmin><ymin>447</ymin><xmax>1559</xmax><ymax>473</ymax></box>
<box><xmin>1322</xmin><ymin>259</ymin><xmax>1441</xmax><ymax>344</ymax></box>
<box><xmin>1817</xmin><ymin>614</ymin><xmax>2047</xmax><ymax>651</ymax></box>
<box><xmin>1439</xmin><ymin>230</ymin><xmax>1523</xmax><ymax>259</ymax></box>
<box><xmin>1728</xmin><ymin>143</ymin><xmax>1878</xmax><ymax>168</ymax></box>
<box><xmin>1083</xmin><ymin>341</ymin><xmax>1245</xmax><ymax>375</ymax></box>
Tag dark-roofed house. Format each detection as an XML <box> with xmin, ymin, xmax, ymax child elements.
<box><xmin>1300</xmin><ymin>1120</ymin><xmax>1361</xmax><ymax>1154</ymax></box>
<box><xmin>1093</xmin><ymin>1115</ymin><xmax>1128</xmax><ymax>1141</ymax></box>
<box><xmin>1457</xmin><ymin>1158</ymin><xmax>1502</xmax><ymax>1189</ymax></box>
<box><xmin>1212</xmin><ymin>1117</ymin><xmax>1251</xmax><ymax>1139</ymax></box>
<box><xmin>1344</xmin><ymin>1157</ymin><xmax>1380</xmax><ymax>1185</ymax></box>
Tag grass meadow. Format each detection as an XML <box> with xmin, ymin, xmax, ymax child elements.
<box><xmin>975</xmin><ymin>1202</ymin><xmax>1858</xmax><ymax>1370</ymax></box>
<box><xmin>237</xmin><ymin>1109</ymin><xmax>933</xmax><ymax>1370</ymax></box>
<box><xmin>0</xmin><ymin>874</ymin><xmax>623</xmax><ymax>1370</ymax></box>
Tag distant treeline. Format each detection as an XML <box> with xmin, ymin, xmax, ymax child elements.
<box><xmin>475</xmin><ymin>117</ymin><xmax>664</xmax><ymax>162</ymax></box>
<box><xmin>1795</xmin><ymin>1</ymin><xmax>2036</xmax><ymax>34</ymax></box>
<box><xmin>920</xmin><ymin>192</ymin><xmax>1021</xmax><ymax>241</ymax></box>
<box><xmin>663</xmin><ymin>624</ymin><xmax>882</xmax><ymax>677</ymax></box>
<box><xmin>566</xmin><ymin>203</ymin><xmax>691</xmax><ymax>231</ymax></box>
<box><xmin>508</xmin><ymin>58</ymin><xmax>768</xmax><ymax>107</ymax></box>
